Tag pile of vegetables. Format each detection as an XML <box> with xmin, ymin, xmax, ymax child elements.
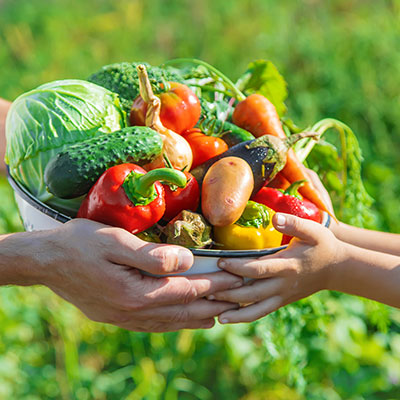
<box><xmin>5</xmin><ymin>58</ymin><xmax>372</xmax><ymax>250</ymax></box>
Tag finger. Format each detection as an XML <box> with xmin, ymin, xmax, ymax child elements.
<box><xmin>133</xmin><ymin>271</ymin><xmax>243</xmax><ymax>308</ymax></box>
<box><xmin>107</xmin><ymin>229</ymin><xmax>194</xmax><ymax>274</ymax></box>
<box><xmin>218</xmin><ymin>296</ymin><xmax>283</xmax><ymax>324</ymax></box>
<box><xmin>304</xmin><ymin>168</ymin><xmax>322</xmax><ymax>188</ymax></box>
<box><xmin>118</xmin><ymin>318</ymin><xmax>216</xmax><ymax>332</ymax></box>
<box><xmin>272</xmin><ymin>213</ymin><xmax>324</xmax><ymax>244</ymax></box>
<box><xmin>218</xmin><ymin>257</ymin><xmax>292</xmax><ymax>279</ymax></box>
<box><xmin>305</xmin><ymin>168</ymin><xmax>335</xmax><ymax>215</ymax></box>
<box><xmin>130</xmin><ymin>298</ymin><xmax>239</xmax><ymax>322</ymax></box>
<box><xmin>209</xmin><ymin>278</ymin><xmax>284</xmax><ymax>304</ymax></box>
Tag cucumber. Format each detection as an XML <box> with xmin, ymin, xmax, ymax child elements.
<box><xmin>45</xmin><ymin>126</ymin><xmax>163</xmax><ymax>199</ymax></box>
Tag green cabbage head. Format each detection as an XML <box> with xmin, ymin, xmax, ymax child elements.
<box><xmin>5</xmin><ymin>80</ymin><xmax>126</xmax><ymax>216</ymax></box>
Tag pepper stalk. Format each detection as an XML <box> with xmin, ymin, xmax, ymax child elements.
<box><xmin>213</xmin><ymin>201</ymin><xmax>282</xmax><ymax>250</ymax></box>
<box><xmin>123</xmin><ymin>168</ymin><xmax>187</xmax><ymax>206</ymax></box>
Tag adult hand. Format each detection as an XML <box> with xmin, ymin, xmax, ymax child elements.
<box><xmin>28</xmin><ymin>219</ymin><xmax>242</xmax><ymax>332</ymax></box>
<box><xmin>210</xmin><ymin>213</ymin><xmax>346</xmax><ymax>324</ymax></box>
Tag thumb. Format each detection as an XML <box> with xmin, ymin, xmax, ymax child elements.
<box><xmin>272</xmin><ymin>213</ymin><xmax>323</xmax><ymax>245</ymax></box>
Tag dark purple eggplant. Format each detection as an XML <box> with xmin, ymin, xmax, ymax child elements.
<box><xmin>190</xmin><ymin>132</ymin><xmax>318</xmax><ymax>196</ymax></box>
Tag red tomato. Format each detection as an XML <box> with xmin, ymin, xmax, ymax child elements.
<box><xmin>162</xmin><ymin>171</ymin><xmax>200</xmax><ymax>221</ymax></box>
<box><xmin>130</xmin><ymin>82</ymin><xmax>201</xmax><ymax>134</ymax></box>
<box><xmin>182</xmin><ymin>128</ymin><xmax>228</xmax><ymax>169</ymax></box>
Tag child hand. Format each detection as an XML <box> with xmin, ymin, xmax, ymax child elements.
<box><xmin>305</xmin><ymin>168</ymin><xmax>336</xmax><ymax>217</ymax></box>
<box><xmin>212</xmin><ymin>213</ymin><xmax>347</xmax><ymax>324</ymax></box>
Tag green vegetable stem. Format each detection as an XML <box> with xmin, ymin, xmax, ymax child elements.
<box><xmin>295</xmin><ymin>118</ymin><xmax>374</xmax><ymax>226</ymax></box>
<box><xmin>162</xmin><ymin>58</ymin><xmax>246</xmax><ymax>101</ymax></box>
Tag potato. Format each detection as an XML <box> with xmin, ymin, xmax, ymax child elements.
<box><xmin>201</xmin><ymin>156</ymin><xmax>254</xmax><ymax>227</ymax></box>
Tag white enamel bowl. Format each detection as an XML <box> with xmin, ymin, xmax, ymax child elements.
<box><xmin>7</xmin><ymin>171</ymin><xmax>330</xmax><ymax>275</ymax></box>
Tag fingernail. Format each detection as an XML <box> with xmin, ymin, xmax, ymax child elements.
<box><xmin>219</xmin><ymin>260</ymin><xmax>227</xmax><ymax>269</ymax></box>
<box><xmin>207</xmin><ymin>295</ymin><xmax>215</xmax><ymax>300</ymax></box>
<box><xmin>276</xmin><ymin>213</ymin><xmax>286</xmax><ymax>227</ymax></box>
<box><xmin>220</xmin><ymin>318</ymin><xmax>229</xmax><ymax>324</ymax></box>
<box><xmin>177</xmin><ymin>250</ymin><xmax>193</xmax><ymax>271</ymax></box>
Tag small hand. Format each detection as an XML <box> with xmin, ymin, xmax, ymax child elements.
<box><xmin>37</xmin><ymin>219</ymin><xmax>242</xmax><ymax>332</ymax></box>
<box><xmin>210</xmin><ymin>213</ymin><xmax>346</xmax><ymax>324</ymax></box>
<box><xmin>306</xmin><ymin>168</ymin><xmax>335</xmax><ymax>217</ymax></box>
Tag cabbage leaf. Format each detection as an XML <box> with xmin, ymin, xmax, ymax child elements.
<box><xmin>5</xmin><ymin>80</ymin><xmax>126</xmax><ymax>216</ymax></box>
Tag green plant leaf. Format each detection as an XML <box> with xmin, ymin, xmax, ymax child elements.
<box><xmin>236</xmin><ymin>60</ymin><xmax>288</xmax><ymax>116</ymax></box>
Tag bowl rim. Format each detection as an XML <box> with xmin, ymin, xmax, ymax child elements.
<box><xmin>7</xmin><ymin>167</ymin><xmax>331</xmax><ymax>258</ymax></box>
<box><xmin>7</xmin><ymin>166</ymin><xmax>70</xmax><ymax>223</ymax></box>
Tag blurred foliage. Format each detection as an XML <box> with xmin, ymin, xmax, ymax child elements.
<box><xmin>1</xmin><ymin>0</ymin><xmax>400</xmax><ymax>399</ymax></box>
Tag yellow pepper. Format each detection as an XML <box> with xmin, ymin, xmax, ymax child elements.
<box><xmin>213</xmin><ymin>201</ymin><xmax>283</xmax><ymax>250</ymax></box>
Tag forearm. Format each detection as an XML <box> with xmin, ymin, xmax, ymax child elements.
<box><xmin>0</xmin><ymin>231</ymin><xmax>49</xmax><ymax>286</ymax></box>
<box><xmin>0</xmin><ymin>99</ymin><xmax>11</xmax><ymax>173</ymax></box>
<box><xmin>331</xmin><ymin>222</ymin><xmax>400</xmax><ymax>256</ymax></box>
<box><xmin>328</xmin><ymin>242</ymin><xmax>400</xmax><ymax>308</ymax></box>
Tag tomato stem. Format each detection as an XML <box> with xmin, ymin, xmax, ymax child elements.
<box><xmin>162</xmin><ymin>58</ymin><xmax>246</xmax><ymax>101</ymax></box>
<box><xmin>188</xmin><ymin>83</ymin><xmax>234</xmax><ymax>97</ymax></box>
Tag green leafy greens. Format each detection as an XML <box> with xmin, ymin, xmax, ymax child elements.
<box><xmin>5</xmin><ymin>80</ymin><xmax>126</xmax><ymax>216</ymax></box>
<box><xmin>236</xmin><ymin>60</ymin><xmax>288</xmax><ymax>116</ymax></box>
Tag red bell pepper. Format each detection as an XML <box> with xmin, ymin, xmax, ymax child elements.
<box><xmin>77</xmin><ymin>163</ymin><xmax>187</xmax><ymax>234</ymax></box>
<box><xmin>163</xmin><ymin>171</ymin><xmax>200</xmax><ymax>221</ymax></box>
<box><xmin>252</xmin><ymin>180</ymin><xmax>321</xmax><ymax>245</ymax></box>
<box><xmin>130</xmin><ymin>82</ymin><xmax>201</xmax><ymax>135</ymax></box>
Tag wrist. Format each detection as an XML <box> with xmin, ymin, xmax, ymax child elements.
<box><xmin>328</xmin><ymin>218</ymin><xmax>343</xmax><ymax>237</ymax></box>
<box><xmin>0</xmin><ymin>230</ymin><xmax>55</xmax><ymax>286</ymax></box>
<box><xmin>324</xmin><ymin>240</ymin><xmax>352</xmax><ymax>292</ymax></box>
<box><xmin>329</xmin><ymin>220</ymin><xmax>358</xmax><ymax>244</ymax></box>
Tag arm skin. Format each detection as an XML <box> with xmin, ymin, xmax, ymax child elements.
<box><xmin>330</xmin><ymin>221</ymin><xmax>400</xmax><ymax>256</ymax></box>
<box><xmin>0</xmin><ymin>99</ymin><xmax>11</xmax><ymax>174</ymax></box>
<box><xmin>0</xmin><ymin>216</ymin><xmax>243</xmax><ymax>332</ymax></box>
<box><xmin>307</xmin><ymin>168</ymin><xmax>400</xmax><ymax>256</ymax></box>
<box><xmin>210</xmin><ymin>213</ymin><xmax>400</xmax><ymax>324</ymax></box>
<box><xmin>211</xmin><ymin>171</ymin><xmax>400</xmax><ymax>324</ymax></box>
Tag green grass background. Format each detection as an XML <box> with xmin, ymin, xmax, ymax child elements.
<box><xmin>1</xmin><ymin>0</ymin><xmax>400</xmax><ymax>399</ymax></box>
